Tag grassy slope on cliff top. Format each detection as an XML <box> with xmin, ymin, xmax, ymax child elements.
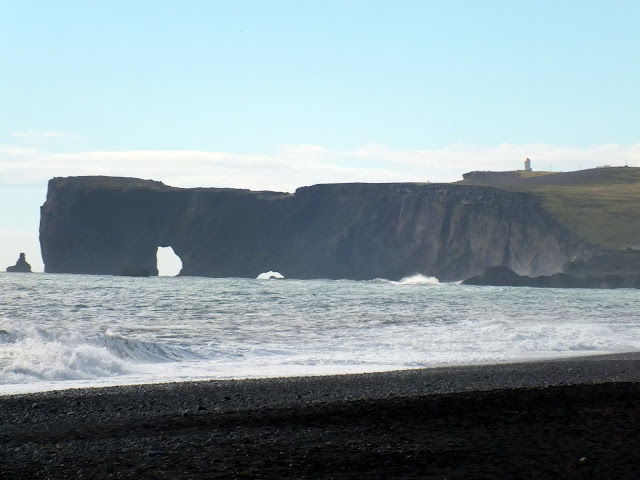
<box><xmin>458</xmin><ymin>167</ymin><xmax>640</xmax><ymax>250</ymax></box>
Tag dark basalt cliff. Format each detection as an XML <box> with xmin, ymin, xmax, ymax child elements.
<box><xmin>40</xmin><ymin>176</ymin><xmax>592</xmax><ymax>281</ymax></box>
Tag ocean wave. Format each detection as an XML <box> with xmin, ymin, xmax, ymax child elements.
<box><xmin>95</xmin><ymin>331</ymin><xmax>203</xmax><ymax>362</ymax></box>
<box><xmin>256</xmin><ymin>271</ymin><xmax>285</xmax><ymax>280</ymax></box>
<box><xmin>368</xmin><ymin>274</ymin><xmax>440</xmax><ymax>285</ymax></box>
<box><xmin>0</xmin><ymin>326</ymin><xmax>202</xmax><ymax>384</ymax></box>
<box><xmin>395</xmin><ymin>274</ymin><xmax>440</xmax><ymax>285</ymax></box>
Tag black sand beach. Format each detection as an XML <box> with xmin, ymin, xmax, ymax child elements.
<box><xmin>2</xmin><ymin>354</ymin><xmax>640</xmax><ymax>479</ymax></box>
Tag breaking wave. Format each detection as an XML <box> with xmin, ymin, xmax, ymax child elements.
<box><xmin>256</xmin><ymin>271</ymin><xmax>284</xmax><ymax>280</ymax></box>
<box><xmin>0</xmin><ymin>326</ymin><xmax>202</xmax><ymax>384</ymax></box>
<box><xmin>396</xmin><ymin>274</ymin><xmax>440</xmax><ymax>285</ymax></box>
<box><xmin>4</xmin><ymin>272</ymin><xmax>640</xmax><ymax>395</ymax></box>
<box><xmin>368</xmin><ymin>274</ymin><xmax>440</xmax><ymax>285</ymax></box>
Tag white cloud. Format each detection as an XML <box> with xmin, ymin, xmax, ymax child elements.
<box><xmin>2</xmin><ymin>146</ymin><xmax>41</xmax><ymax>156</ymax></box>
<box><xmin>1</xmin><ymin>143</ymin><xmax>639</xmax><ymax>193</ymax></box>
<box><xmin>11</xmin><ymin>130</ymin><xmax>68</xmax><ymax>140</ymax></box>
<box><xmin>277</xmin><ymin>144</ymin><xmax>330</xmax><ymax>158</ymax></box>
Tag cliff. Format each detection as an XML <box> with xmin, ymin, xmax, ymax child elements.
<box><xmin>39</xmin><ymin>176</ymin><xmax>594</xmax><ymax>281</ymax></box>
<box><xmin>459</xmin><ymin>167</ymin><xmax>640</xmax><ymax>251</ymax></box>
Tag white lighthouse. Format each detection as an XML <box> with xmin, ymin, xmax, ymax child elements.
<box><xmin>524</xmin><ymin>158</ymin><xmax>532</xmax><ymax>172</ymax></box>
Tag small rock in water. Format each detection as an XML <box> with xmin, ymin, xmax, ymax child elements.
<box><xmin>6</xmin><ymin>253</ymin><xmax>32</xmax><ymax>273</ymax></box>
<box><xmin>115</xmin><ymin>267</ymin><xmax>151</xmax><ymax>277</ymax></box>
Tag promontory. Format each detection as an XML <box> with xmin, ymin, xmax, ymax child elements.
<box><xmin>39</xmin><ymin>167</ymin><xmax>640</xmax><ymax>281</ymax></box>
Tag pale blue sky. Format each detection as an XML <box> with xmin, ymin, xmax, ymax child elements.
<box><xmin>1</xmin><ymin>0</ymin><xmax>639</xmax><ymax>272</ymax></box>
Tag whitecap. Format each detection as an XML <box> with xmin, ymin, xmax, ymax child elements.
<box><xmin>0</xmin><ymin>325</ymin><xmax>202</xmax><ymax>385</ymax></box>
<box><xmin>395</xmin><ymin>274</ymin><xmax>440</xmax><ymax>285</ymax></box>
<box><xmin>256</xmin><ymin>271</ymin><xmax>284</xmax><ymax>280</ymax></box>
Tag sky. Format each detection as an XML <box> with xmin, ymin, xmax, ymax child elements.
<box><xmin>1</xmin><ymin>0</ymin><xmax>639</xmax><ymax>273</ymax></box>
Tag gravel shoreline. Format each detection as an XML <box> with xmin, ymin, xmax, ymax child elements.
<box><xmin>2</xmin><ymin>353</ymin><xmax>640</xmax><ymax>478</ymax></box>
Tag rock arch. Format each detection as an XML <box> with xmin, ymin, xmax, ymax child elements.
<box><xmin>156</xmin><ymin>246</ymin><xmax>183</xmax><ymax>276</ymax></box>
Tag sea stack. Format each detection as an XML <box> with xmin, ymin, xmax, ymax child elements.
<box><xmin>6</xmin><ymin>253</ymin><xmax>32</xmax><ymax>273</ymax></box>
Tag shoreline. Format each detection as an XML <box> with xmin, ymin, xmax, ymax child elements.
<box><xmin>3</xmin><ymin>353</ymin><xmax>640</xmax><ymax>478</ymax></box>
<box><xmin>4</xmin><ymin>350</ymin><xmax>640</xmax><ymax>399</ymax></box>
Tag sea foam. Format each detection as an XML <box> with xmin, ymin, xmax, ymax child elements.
<box><xmin>256</xmin><ymin>271</ymin><xmax>285</xmax><ymax>280</ymax></box>
<box><xmin>3</xmin><ymin>272</ymin><xmax>640</xmax><ymax>395</ymax></box>
<box><xmin>369</xmin><ymin>274</ymin><xmax>440</xmax><ymax>285</ymax></box>
<box><xmin>395</xmin><ymin>274</ymin><xmax>440</xmax><ymax>285</ymax></box>
<box><xmin>0</xmin><ymin>325</ymin><xmax>200</xmax><ymax>384</ymax></box>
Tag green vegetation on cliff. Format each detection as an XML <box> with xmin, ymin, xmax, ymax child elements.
<box><xmin>460</xmin><ymin>167</ymin><xmax>640</xmax><ymax>250</ymax></box>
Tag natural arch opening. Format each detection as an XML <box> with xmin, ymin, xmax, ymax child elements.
<box><xmin>156</xmin><ymin>246</ymin><xmax>183</xmax><ymax>277</ymax></box>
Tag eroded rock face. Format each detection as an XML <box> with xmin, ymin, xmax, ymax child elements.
<box><xmin>6</xmin><ymin>253</ymin><xmax>32</xmax><ymax>273</ymax></box>
<box><xmin>39</xmin><ymin>176</ymin><xmax>592</xmax><ymax>281</ymax></box>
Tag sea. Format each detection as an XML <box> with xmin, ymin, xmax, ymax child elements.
<box><xmin>2</xmin><ymin>271</ymin><xmax>640</xmax><ymax>395</ymax></box>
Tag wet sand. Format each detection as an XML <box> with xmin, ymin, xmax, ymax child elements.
<box><xmin>2</xmin><ymin>353</ymin><xmax>640</xmax><ymax>479</ymax></box>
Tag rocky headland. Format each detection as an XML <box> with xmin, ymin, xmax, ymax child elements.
<box><xmin>38</xmin><ymin>167</ymin><xmax>640</xmax><ymax>282</ymax></box>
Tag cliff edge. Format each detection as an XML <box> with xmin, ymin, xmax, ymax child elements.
<box><xmin>39</xmin><ymin>175</ymin><xmax>598</xmax><ymax>281</ymax></box>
